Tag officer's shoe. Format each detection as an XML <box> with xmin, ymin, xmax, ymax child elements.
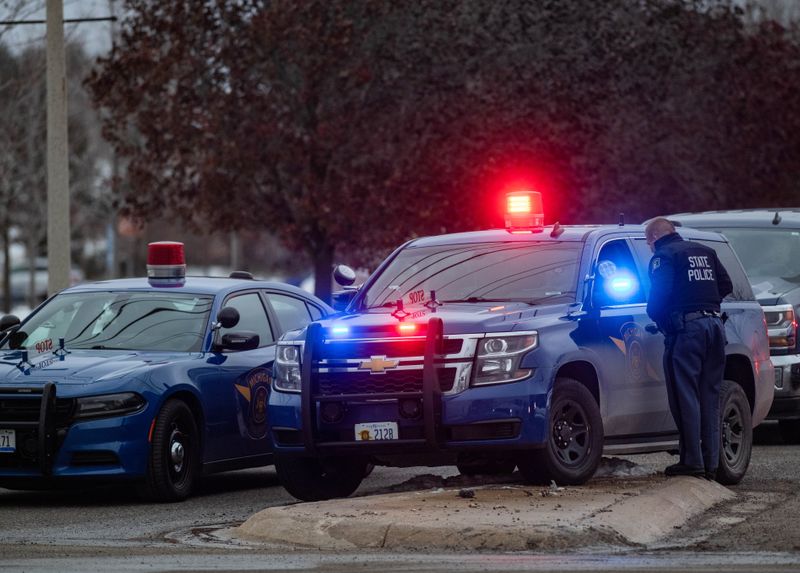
<box><xmin>704</xmin><ymin>469</ymin><xmax>718</xmax><ymax>481</ymax></box>
<box><xmin>664</xmin><ymin>463</ymin><xmax>705</xmax><ymax>477</ymax></box>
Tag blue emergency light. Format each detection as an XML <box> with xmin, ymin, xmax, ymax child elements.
<box><xmin>331</xmin><ymin>325</ymin><xmax>350</xmax><ymax>336</ymax></box>
<box><xmin>605</xmin><ymin>271</ymin><xmax>639</xmax><ymax>300</ymax></box>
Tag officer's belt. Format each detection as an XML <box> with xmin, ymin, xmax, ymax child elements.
<box><xmin>683</xmin><ymin>310</ymin><xmax>720</xmax><ymax>321</ymax></box>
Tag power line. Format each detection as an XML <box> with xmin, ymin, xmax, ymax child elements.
<box><xmin>0</xmin><ymin>16</ymin><xmax>116</xmax><ymax>25</ymax></box>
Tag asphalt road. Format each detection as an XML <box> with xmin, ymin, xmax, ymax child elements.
<box><xmin>0</xmin><ymin>423</ymin><xmax>798</xmax><ymax>572</ymax></box>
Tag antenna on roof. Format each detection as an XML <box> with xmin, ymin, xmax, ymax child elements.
<box><xmin>550</xmin><ymin>222</ymin><xmax>565</xmax><ymax>238</ymax></box>
<box><xmin>618</xmin><ymin>213</ymin><xmax>625</xmax><ymax>226</ymax></box>
<box><xmin>772</xmin><ymin>211</ymin><xmax>782</xmax><ymax>226</ymax></box>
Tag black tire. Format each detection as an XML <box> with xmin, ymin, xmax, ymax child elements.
<box><xmin>517</xmin><ymin>378</ymin><xmax>603</xmax><ymax>485</ymax></box>
<box><xmin>275</xmin><ymin>455</ymin><xmax>367</xmax><ymax>501</ymax></box>
<box><xmin>778</xmin><ymin>419</ymin><xmax>800</xmax><ymax>444</ymax></box>
<box><xmin>137</xmin><ymin>400</ymin><xmax>200</xmax><ymax>502</ymax></box>
<box><xmin>456</xmin><ymin>454</ymin><xmax>517</xmax><ymax>476</ymax></box>
<box><xmin>715</xmin><ymin>380</ymin><xmax>752</xmax><ymax>485</ymax></box>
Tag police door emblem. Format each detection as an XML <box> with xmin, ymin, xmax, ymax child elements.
<box><xmin>610</xmin><ymin>322</ymin><xmax>646</xmax><ymax>383</ymax></box>
<box><xmin>234</xmin><ymin>368</ymin><xmax>271</xmax><ymax>438</ymax></box>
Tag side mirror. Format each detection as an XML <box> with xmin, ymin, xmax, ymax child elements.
<box><xmin>0</xmin><ymin>315</ymin><xmax>20</xmax><ymax>333</ymax></box>
<box><xmin>333</xmin><ymin>264</ymin><xmax>356</xmax><ymax>287</ymax></box>
<box><xmin>7</xmin><ymin>330</ymin><xmax>27</xmax><ymax>350</ymax></box>
<box><xmin>217</xmin><ymin>306</ymin><xmax>240</xmax><ymax>329</ymax></box>
<box><xmin>582</xmin><ymin>269</ymin><xmax>597</xmax><ymax>312</ymax></box>
<box><xmin>219</xmin><ymin>331</ymin><xmax>260</xmax><ymax>352</ymax></box>
<box><xmin>332</xmin><ymin>288</ymin><xmax>359</xmax><ymax>311</ymax></box>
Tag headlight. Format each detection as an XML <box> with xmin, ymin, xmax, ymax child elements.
<box><xmin>274</xmin><ymin>343</ymin><xmax>302</xmax><ymax>392</ymax></box>
<box><xmin>765</xmin><ymin>305</ymin><xmax>797</xmax><ymax>351</ymax></box>
<box><xmin>472</xmin><ymin>332</ymin><xmax>538</xmax><ymax>386</ymax></box>
<box><xmin>74</xmin><ymin>392</ymin><xmax>146</xmax><ymax>420</ymax></box>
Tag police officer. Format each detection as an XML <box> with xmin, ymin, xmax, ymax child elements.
<box><xmin>645</xmin><ymin>217</ymin><xmax>732</xmax><ymax>480</ymax></box>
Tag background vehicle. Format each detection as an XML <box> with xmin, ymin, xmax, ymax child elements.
<box><xmin>268</xmin><ymin>194</ymin><xmax>774</xmax><ymax>501</ymax></box>
<box><xmin>0</xmin><ymin>242</ymin><xmax>331</xmax><ymax>501</ymax></box>
<box><xmin>1</xmin><ymin>257</ymin><xmax>84</xmax><ymax>308</ymax></box>
<box><xmin>665</xmin><ymin>210</ymin><xmax>800</xmax><ymax>443</ymax></box>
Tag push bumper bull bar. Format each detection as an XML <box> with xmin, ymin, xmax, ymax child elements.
<box><xmin>0</xmin><ymin>382</ymin><xmax>58</xmax><ymax>475</ymax></box>
<box><xmin>300</xmin><ymin>318</ymin><xmax>445</xmax><ymax>453</ymax></box>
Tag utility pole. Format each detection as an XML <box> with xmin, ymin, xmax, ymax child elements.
<box><xmin>106</xmin><ymin>0</ymin><xmax>118</xmax><ymax>279</ymax></box>
<box><xmin>46</xmin><ymin>0</ymin><xmax>71</xmax><ymax>294</ymax></box>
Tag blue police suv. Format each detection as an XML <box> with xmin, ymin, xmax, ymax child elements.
<box><xmin>269</xmin><ymin>193</ymin><xmax>774</xmax><ymax>501</ymax></box>
<box><xmin>0</xmin><ymin>242</ymin><xmax>331</xmax><ymax>501</ymax></box>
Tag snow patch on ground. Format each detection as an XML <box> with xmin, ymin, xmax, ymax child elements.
<box><xmin>594</xmin><ymin>456</ymin><xmax>656</xmax><ymax>478</ymax></box>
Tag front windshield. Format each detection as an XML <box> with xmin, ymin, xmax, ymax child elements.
<box><xmin>713</xmin><ymin>228</ymin><xmax>800</xmax><ymax>283</ymax></box>
<box><xmin>361</xmin><ymin>241</ymin><xmax>582</xmax><ymax>309</ymax></box>
<box><xmin>1</xmin><ymin>292</ymin><xmax>214</xmax><ymax>353</ymax></box>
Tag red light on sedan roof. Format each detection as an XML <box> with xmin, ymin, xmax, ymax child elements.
<box><xmin>504</xmin><ymin>191</ymin><xmax>544</xmax><ymax>232</ymax></box>
<box><xmin>147</xmin><ymin>241</ymin><xmax>186</xmax><ymax>281</ymax></box>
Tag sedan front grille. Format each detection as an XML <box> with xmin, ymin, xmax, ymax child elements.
<box><xmin>0</xmin><ymin>397</ymin><xmax>74</xmax><ymax>425</ymax></box>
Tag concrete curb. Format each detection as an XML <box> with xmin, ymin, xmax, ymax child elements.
<box><xmin>586</xmin><ymin>476</ymin><xmax>735</xmax><ymax>545</ymax></box>
<box><xmin>234</xmin><ymin>476</ymin><xmax>733</xmax><ymax>551</ymax></box>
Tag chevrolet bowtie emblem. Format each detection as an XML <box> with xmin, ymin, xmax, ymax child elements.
<box><xmin>359</xmin><ymin>355</ymin><xmax>399</xmax><ymax>374</ymax></box>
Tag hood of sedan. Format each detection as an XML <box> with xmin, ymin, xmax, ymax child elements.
<box><xmin>0</xmin><ymin>348</ymin><xmax>195</xmax><ymax>386</ymax></box>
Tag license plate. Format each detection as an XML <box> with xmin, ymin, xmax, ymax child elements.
<box><xmin>355</xmin><ymin>422</ymin><xmax>398</xmax><ymax>441</ymax></box>
<box><xmin>0</xmin><ymin>429</ymin><xmax>15</xmax><ymax>453</ymax></box>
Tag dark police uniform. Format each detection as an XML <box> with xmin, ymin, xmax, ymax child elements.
<box><xmin>647</xmin><ymin>232</ymin><xmax>733</xmax><ymax>476</ymax></box>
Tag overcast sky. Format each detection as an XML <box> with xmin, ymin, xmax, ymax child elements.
<box><xmin>1</xmin><ymin>0</ymin><xmax>797</xmax><ymax>58</ymax></box>
<box><xmin>0</xmin><ymin>0</ymin><xmax>115</xmax><ymax>55</ymax></box>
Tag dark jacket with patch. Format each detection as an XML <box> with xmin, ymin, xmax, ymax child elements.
<box><xmin>647</xmin><ymin>232</ymin><xmax>733</xmax><ymax>332</ymax></box>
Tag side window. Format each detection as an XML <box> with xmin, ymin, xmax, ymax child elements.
<box><xmin>267</xmin><ymin>293</ymin><xmax>313</xmax><ymax>333</ymax></box>
<box><xmin>307</xmin><ymin>303</ymin><xmax>324</xmax><ymax>321</ymax></box>
<box><xmin>593</xmin><ymin>239</ymin><xmax>646</xmax><ymax>306</ymax></box>
<box><xmin>221</xmin><ymin>293</ymin><xmax>274</xmax><ymax>347</ymax></box>
<box><xmin>632</xmin><ymin>238</ymin><xmax>654</xmax><ymax>293</ymax></box>
<box><xmin>697</xmin><ymin>240</ymin><xmax>755</xmax><ymax>302</ymax></box>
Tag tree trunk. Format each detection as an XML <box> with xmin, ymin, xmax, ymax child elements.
<box><xmin>312</xmin><ymin>244</ymin><xmax>334</xmax><ymax>305</ymax></box>
<box><xmin>1</xmin><ymin>222</ymin><xmax>10</xmax><ymax>314</ymax></box>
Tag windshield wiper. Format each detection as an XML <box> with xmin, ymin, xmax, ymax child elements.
<box><xmin>371</xmin><ymin>301</ymin><xmax>398</xmax><ymax>308</ymax></box>
<box><xmin>441</xmin><ymin>297</ymin><xmax>536</xmax><ymax>305</ymax></box>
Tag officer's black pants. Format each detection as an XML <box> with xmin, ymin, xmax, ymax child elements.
<box><xmin>663</xmin><ymin>316</ymin><xmax>726</xmax><ymax>472</ymax></box>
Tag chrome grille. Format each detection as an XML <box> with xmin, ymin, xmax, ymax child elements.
<box><xmin>316</xmin><ymin>368</ymin><xmax>457</xmax><ymax>395</ymax></box>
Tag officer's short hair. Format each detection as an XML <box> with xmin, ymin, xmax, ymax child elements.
<box><xmin>645</xmin><ymin>218</ymin><xmax>675</xmax><ymax>243</ymax></box>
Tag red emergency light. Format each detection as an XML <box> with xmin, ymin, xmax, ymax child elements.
<box><xmin>397</xmin><ymin>323</ymin><xmax>418</xmax><ymax>335</ymax></box>
<box><xmin>504</xmin><ymin>191</ymin><xmax>544</xmax><ymax>232</ymax></box>
<box><xmin>147</xmin><ymin>241</ymin><xmax>186</xmax><ymax>280</ymax></box>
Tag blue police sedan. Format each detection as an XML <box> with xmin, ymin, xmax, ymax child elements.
<box><xmin>0</xmin><ymin>264</ymin><xmax>330</xmax><ymax>501</ymax></box>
